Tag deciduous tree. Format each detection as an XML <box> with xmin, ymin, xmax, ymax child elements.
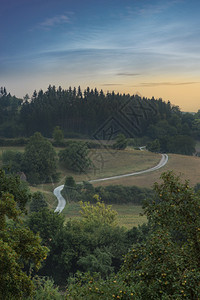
<box><xmin>0</xmin><ymin>169</ymin><xmax>48</xmax><ymax>299</ymax></box>
<box><xmin>112</xmin><ymin>134</ymin><xmax>127</xmax><ymax>150</ymax></box>
<box><xmin>59</xmin><ymin>141</ymin><xmax>91</xmax><ymax>173</ymax></box>
<box><xmin>30</xmin><ymin>191</ymin><xmax>48</xmax><ymax>213</ymax></box>
<box><xmin>67</xmin><ymin>172</ymin><xmax>200</xmax><ymax>299</ymax></box>
<box><xmin>23</xmin><ymin>132</ymin><xmax>58</xmax><ymax>184</ymax></box>
<box><xmin>53</xmin><ymin>126</ymin><xmax>64</xmax><ymax>146</ymax></box>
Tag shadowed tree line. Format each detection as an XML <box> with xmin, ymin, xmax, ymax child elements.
<box><xmin>0</xmin><ymin>85</ymin><xmax>200</xmax><ymax>156</ymax></box>
<box><xmin>19</xmin><ymin>86</ymin><xmax>162</xmax><ymax>137</ymax></box>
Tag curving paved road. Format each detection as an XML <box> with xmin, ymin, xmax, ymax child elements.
<box><xmin>54</xmin><ymin>185</ymin><xmax>65</xmax><ymax>213</ymax></box>
<box><xmin>54</xmin><ymin>153</ymin><xmax>168</xmax><ymax>213</ymax></box>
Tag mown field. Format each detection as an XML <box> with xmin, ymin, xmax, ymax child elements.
<box><xmin>1</xmin><ymin>144</ymin><xmax>200</xmax><ymax>228</ymax></box>
<box><xmin>95</xmin><ymin>153</ymin><xmax>200</xmax><ymax>188</ymax></box>
<box><xmin>56</xmin><ymin>148</ymin><xmax>160</xmax><ymax>185</ymax></box>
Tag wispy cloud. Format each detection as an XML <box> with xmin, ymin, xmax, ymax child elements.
<box><xmin>126</xmin><ymin>0</ymin><xmax>183</xmax><ymax>17</ymax></box>
<box><xmin>117</xmin><ymin>72</ymin><xmax>141</xmax><ymax>77</ymax></box>
<box><xmin>133</xmin><ymin>81</ymin><xmax>200</xmax><ymax>87</ymax></box>
<box><xmin>38</xmin><ymin>14</ymin><xmax>71</xmax><ymax>30</ymax></box>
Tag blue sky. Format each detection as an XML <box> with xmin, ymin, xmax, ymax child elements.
<box><xmin>1</xmin><ymin>0</ymin><xmax>200</xmax><ymax>111</ymax></box>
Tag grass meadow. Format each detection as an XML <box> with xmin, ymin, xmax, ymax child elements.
<box><xmin>61</xmin><ymin>201</ymin><xmax>147</xmax><ymax>229</ymax></box>
<box><xmin>1</xmin><ymin>144</ymin><xmax>200</xmax><ymax>228</ymax></box>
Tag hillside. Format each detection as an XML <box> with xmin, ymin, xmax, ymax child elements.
<box><xmin>92</xmin><ymin>153</ymin><xmax>200</xmax><ymax>188</ymax></box>
<box><xmin>1</xmin><ymin>145</ymin><xmax>200</xmax><ymax>189</ymax></box>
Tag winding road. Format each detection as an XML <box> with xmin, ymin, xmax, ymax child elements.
<box><xmin>54</xmin><ymin>185</ymin><xmax>65</xmax><ymax>213</ymax></box>
<box><xmin>54</xmin><ymin>153</ymin><xmax>168</xmax><ymax>213</ymax></box>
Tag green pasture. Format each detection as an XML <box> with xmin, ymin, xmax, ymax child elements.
<box><xmin>1</xmin><ymin>143</ymin><xmax>200</xmax><ymax>228</ymax></box>
<box><xmin>61</xmin><ymin>201</ymin><xmax>146</xmax><ymax>229</ymax></box>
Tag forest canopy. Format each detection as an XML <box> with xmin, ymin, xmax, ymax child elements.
<box><xmin>0</xmin><ymin>85</ymin><xmax>199</xmax><ymax>156</ymax></box>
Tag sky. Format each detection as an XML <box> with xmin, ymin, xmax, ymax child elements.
<box><xmin>1</xmin><ymin>0</ymin><xmax>200</xmax><ymax>112</ymax></box>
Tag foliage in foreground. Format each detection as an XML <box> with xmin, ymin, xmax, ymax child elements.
<box><xmin>66</xmin><ymin>172</ymin><xmax>200</xmax><ymax>299</ymax></box>
<box><xmin>0</xmin><ymin>169</ymin><xmax>48</xmax><ymax>299</ymax></box>
<box><xmin>27</xmin><ymin>199</ymin><xmax>139</xmax><ymax>285</ymax></box>
<box><xmin>29</xmin><ymin>191</ymin><xmax>48</xmax><ymax>213</ymax></box>
<box><xmin>27</xmin><ymin>276</ymin><xmax>64</xmax><ymax>300</ymax></box>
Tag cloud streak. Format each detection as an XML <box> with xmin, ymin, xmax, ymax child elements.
<box><xmin>133</xmin><ymin>82</ymin><xmax>200</xmax><ymax>87</ymax></box>
<box><xmin>117</xmin><ymin>72</ymin><xmax>141</xmax><ymax>77</ymax></box>
<box><xmin>126</xmin><ymin>0</ymin><xmax>183</xmax><ymax>17</ymax></box>
<box><xmin>101</xmin><ymin>83</ymin><xmax>124</xmax><ymax>86</ymax></box>
<box><xmin>38</xmin><ymin>14</ymin><xmax>71</xmax><ymax>29</ymax></box>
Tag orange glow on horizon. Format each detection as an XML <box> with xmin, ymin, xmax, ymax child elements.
<box><xmin>96</xmin><ymin>76</ymin><xmax>200</xmax><ymax>113</ymax></box>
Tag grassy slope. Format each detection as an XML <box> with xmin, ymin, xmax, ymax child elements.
<box><xmin>35</xmin><ymin>150</ymin><xmax>200</xmax><ymax>229</ymax></box>
<box><xmin>1</xmin><ymin>144</ymin><xmax>200</xmax><ymax>228</ymax></box>
<box><xmin>56</xmin><ymin>149</ymin><xmax>160</xmax><ymax>185</ymax></box>
<box><xmin>2</xmin><ymin>145</ymin><xmax>199</xmax><ymax>189</ymax></box>
<box><xmin>93</xmin><ymin>153</ymin><xmax>200</xmax><ymax>188</ymax></box>
<box><xmin>52</xmin><ymin>149</ymin><xmax>200</xmax><ymax>229</ymax></box>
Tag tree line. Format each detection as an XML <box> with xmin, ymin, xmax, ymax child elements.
<box><xmin>1</xmin><ymin>132</ymin><xmax>95</xmax><ymax>184</ymax></box>
<box><xmin>62</xmin><ymin>177</ymin><xmax>154</xmax><ymax>205</ymax></box>
<box><xmin>1</xmin><ymin>85</ymin><xmax>200</xmax><ymax>156</ymax></box>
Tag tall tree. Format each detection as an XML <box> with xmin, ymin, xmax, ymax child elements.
<box><xmin>112</xmin><ymin>133</ymin><xmax>128</xmax><ymax>150</ymax></box>
<box><xmin>23</xmin><ymin>132</ymin><xmax>58</xmax><ymax>184</ymax></box>
<box><xmin>0</xmin><ymin>169</ymin><xmax>48</xmax><ymax>299</ymax></box>
<box><xmin>52</xmin><ymin>126</ymin><xmax>64</xmax><ymax>145</ymax></box>
<box><xmin>59</xmin><ymin>141</ymin><xmax>91</xmax><ymax>173</ymax></box>
<box><xmin>30</xmin><ymin>192</ymin><xmax>48</xmax><ymax>213</ymax></box>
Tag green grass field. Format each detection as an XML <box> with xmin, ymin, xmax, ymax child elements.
<box><xmin>0</xmin><ymin>144</ymin><xmax>160</xmax><ymax>184</ymax></box>
<box><xmin>95</xmin><ymin>153</ymin><xmax>200</xmax><ymax>188</ymax></box>
<box><xmin>61</xmin><ymin>201</ymin><xmax>146</xmax><ymax>229</ymax></box>
<box><xmin>56</xmin><ymin>148</ymin><xmax>160</xmax><ymax>186</ymax></box>
<box><xmin>1</xmin><ymin>143</ymin><xmax>200</xmax><ymax>228</ymax></box>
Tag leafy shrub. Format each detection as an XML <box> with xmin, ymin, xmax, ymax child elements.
<box><xmin>30</xmin><ymin>192</ymin><xmax>48</xmax><ymax>213</ymax></box>
<box><xmin>2</xmin><ymin>150</ymin><xmax>24</xmax><ymax>173</ymax></box>
<box><xmin>28</xmin><ymin>276</ymin><xmax>64</xmax><ymax>300</ymax></box>
<box><xmin>59</xmin><ymin>142</ymin><xmax>92</xmax><ymax>173</ymax></box>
